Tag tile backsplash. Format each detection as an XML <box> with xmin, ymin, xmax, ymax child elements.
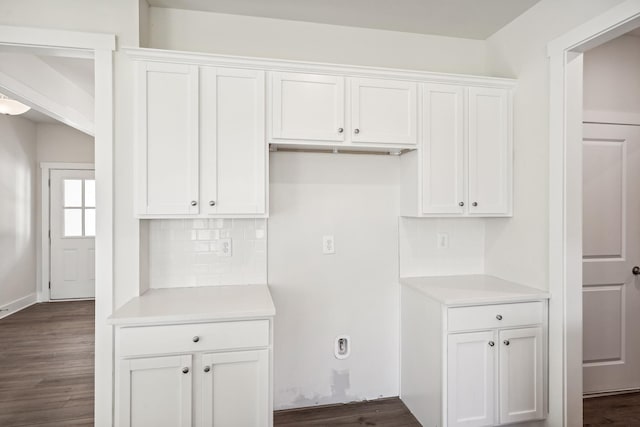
<box><xmin>147</xmin><ymin>219</ymin><xmax>267</xmax><ymax>288</ymax></box>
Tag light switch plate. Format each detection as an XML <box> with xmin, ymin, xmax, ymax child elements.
<box><xmin>437</xmin><ymin>232</ymin><xmax>449</xmax><ymax>249</ymax></box>
<box><xmin>323</xmin><ymin>235</ymin><xmax>335</xmax><ymax>254</ymax></box>
<box><xmin>219</xmin><ymin>238</ymin><xmax>232</xmax><ymax>257</ymax></box>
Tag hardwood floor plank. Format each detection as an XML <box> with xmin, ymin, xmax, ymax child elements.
<box><xmin>274</xmin><ymin>397</ymin><xmax>421</xmax><ymax>426</ymax></box>
<box><xmin>584</xmin><ymin>392</ymin><xmax>640</xmax><ymax>426</ymax></box>
<box><xmin>0</xmin><ymin>301</ymin><xmax>94</xmax><ymax>427</ymax></box>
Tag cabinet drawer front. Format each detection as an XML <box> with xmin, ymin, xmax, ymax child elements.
<box><xmin>447</xmin><ymin>302</ymin><xmax>543</xmax><ymax>332</ymax></box>
<box><xmin>119</xmin><ymin>320</ymin><xmax>269</xmax><ymax>357</ymax></box>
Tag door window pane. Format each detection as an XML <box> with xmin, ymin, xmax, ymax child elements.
<box><xmin>64</xmin><ymin>209</ymin><xmax>83</xmax><ymax>237</ymax></box>
<box><xmin>85</xmin><ymin>208</ymin><xmax>96</xmax><ymax>237</ymax></box>
<box><xmin>84</xmin><ymin>180</ymin><xmax>95</xmax><ymax>208</ymax></box>
<box><xmin>64</xmin><ymin>180</ymin><xmax>83</xmax><ymax>207</ymax></box>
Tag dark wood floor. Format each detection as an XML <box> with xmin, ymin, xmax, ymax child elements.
<box><xmin>275</xmin><ymin>398</ymin><xmax>420</xmax><ymax>426</ymax></box>
<box><xmin>584</xmin><ymin>392</ymin><xmax>640</xmax><ymax>426</ymax></box>
<box><xmin>0</xmin><ymin>301</ymin><xmax>94</xmax><ymax>427</ymax></box>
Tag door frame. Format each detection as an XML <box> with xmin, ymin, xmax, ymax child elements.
<box><xmin>40</xmin><ymin>162</ymin><xmax>95</xmax><ymax>302</ymax></box>
<box><xmin>548</xmin><ymin>2</ymin><xmax>640</xmax><ymax>425</ymax></box>
<box><xmin>0</xmin><ymin>25</ymin><xmax>116</xmax><ymax>427</ymax></box>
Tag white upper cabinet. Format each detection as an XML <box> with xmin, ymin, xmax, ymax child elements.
<box><xmin>136</xmin><ymin>61</ymin><xmax>199</xmax><ymax>216</ymax></box>
<box><xmin>351</xmin><ymin>78</ymin><xmax>418</xmax><ymax>145</ymax></box>
<box><xmin>200</xmin><ymin>67</ymin><xmax>266</xmax><ymax>216</ymax></box>
<box><xmin>468</xmin><ymin>87</ymin><xmax>511</xmax><ymax>215</ymax></box>
<box><xmin>271</xmin><ymin>72</ymin><xmax>345</xmax><ymax>142</ymax></box>
<box><xmin>134</xmin><ymin>59</ymin><xmax>267</xmax><ymax>218</ymax></box>
<box><xmin>422</xmin><ymin>83</ymin><xmax>465</xmax><ymax>214</ymax></box>
<box><xmin>403</xmin><ymin>83</ymin><xmax>513</xmax><ymax>217</ymax></box>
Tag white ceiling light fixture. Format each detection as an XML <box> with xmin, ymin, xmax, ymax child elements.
<box><xmin>0</xmin><ymin>93</ymin><xmax>31</xmax><ymax>115</ymax></box>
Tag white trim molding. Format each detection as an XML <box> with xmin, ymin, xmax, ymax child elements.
<box><xmin>40</xmin><ymin>162</ymin><xmax>95</xmax><ymax>302</ymax></box>
<box><xmin>0</xmin><ymin>293</ymin><xmax>37</xmax><ymax>320</ymax></box>
<box><xmin>0</xmin><ymin>25</ymin><xmax>115</xmax><ymax>51</ymax></box>
<box><xmin>548</xmin><ymin>1</ymin><xmax>640</xmax><ymax>426</ymax></box>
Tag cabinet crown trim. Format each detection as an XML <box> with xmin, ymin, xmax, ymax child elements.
<box><xmin>123</xmin><ymin>47</ymin><xmax>517</xmax><ymax>89</ymax></box>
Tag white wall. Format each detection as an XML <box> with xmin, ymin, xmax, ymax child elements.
<box><xmin>269</xmin><ymin>152</ymin><xmax>400</xmax><ymax>409</ymax></box>
<box><xmin>148</xmin><ymin>7</ymin><xmax>489</xmax><ymax>75</ymax></box>
<box><xmin>0</xmin><ymin>114</ymin><xmax>37</xmax><ymax>313</ymax></box>
<box><xmin>399</xmin><ymin>217</ymin><xmax>486</xmax><ymax>277</ymax></box>
<box><xmin>584</xmin><ymin>34</ymin><xmax>640</xmax><ymax>115</ymax></box>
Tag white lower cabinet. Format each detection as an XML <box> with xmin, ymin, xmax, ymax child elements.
<box><xmin>115</xmin><ymin>320</ymin><xmax>272</xmax><ymax>427</ymax></box>
<box><xmin>401</xmin><ymin>283</ymin><xmax>547</xmax><ymax>427</ymax></box>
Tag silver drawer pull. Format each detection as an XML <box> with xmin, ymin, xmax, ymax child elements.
<box><xmin>204</xmin><ymin>366</ymin><xmax>211</xmax><ymax>373</ymax></box>
<box><xmin>192</xmin><ymin>336</ymin><xmax>200</xmax><ymax>343</ymax></box>
<box><xmin>488</xmin><ymin>341</ymin><xmax>495</xmax><ymax>347</ymax></box>
<box><xmin>503</xmin><ymin>340</ymin><xmax>510</xmax><ymax>346</ymax></box>
<box><xmin>182</xmin><ymin>367</ymin><xmax>190</xmax><ymax>374</ymax></box>
<box><xmin>496</xmin><ymin>314</ymin><xmax>503</xmax><ymax>320</ymax></box>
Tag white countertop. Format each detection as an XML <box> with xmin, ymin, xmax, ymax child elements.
<box><xmin>108</xmin><ymin>284</ymin><xmax>276</xmax><ymax>326</ymax></box>
<box><xmin>400</xmin><ymin>275</ymin><xmax>549</xmax><ymax>305</ymax></box>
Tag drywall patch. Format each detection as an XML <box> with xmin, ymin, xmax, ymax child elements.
<box><xmin>330</xmin><ymin>369</ymin><xmax>350</xmax><ymax>400</ymax></box>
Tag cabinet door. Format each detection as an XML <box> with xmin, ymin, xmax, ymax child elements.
<box><xmin>201</xmin><ymin>67</ymin><xmax>266</xmax><ymax>215</ymax></box>
<box><xmin>201</xmin><ymin>350</ymin><xmax>269</xmax><ymax>427</ymax></box>
<box><xmin>498</xmin><ymin>327</ymin><xmax>544</xmax><ymax>424</ymax></box>
<box><xmin>351</xmin><ymin>77</ymin><xmax>417</xmax><ymax>145</ymax></box>
<box><xmin>447</xmin><ymin>331</ymin><xmax>495</xmax><ymax>427</ymax></box>
<box><xmin>136</xmin><ymin>61</ymin><xmax>199</xmax><ymax>215</ymax></box>
<box><xmin>467</xmin><ymin>87</ymin><xmax>511</xmax><ymax>215</ymax></box>
<box><xmin>271</xmin><ymin>72</ymin><xmax>345</xmax><ymax>142</ymax></box>
<box><xmin>422</xmin><ymin>83</ymin><xmax>465</xmax><ymax>214</ymax></box>
<box><xmin>117</xmin><ymin>355</ymin><xmax>192</xmax><ymax>427</ymax></box>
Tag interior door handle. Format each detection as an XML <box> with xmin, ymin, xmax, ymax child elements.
<box><xmin>633</xmin><ymin>266</ymin><xmax>640</xmax><ymax>275</ymax></box>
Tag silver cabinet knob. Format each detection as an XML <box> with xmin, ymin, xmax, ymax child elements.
<box><xmin>633</xmin><ymin>266</ymin><xmax>640</xmax><ymax>275</ymax></box>
<box><xmin>209</xmin><ymin>201</ymin><xmax>216</xmax><ymax>207</ymax></box>
<box><xmin>192</xmin><ymin>336</ymin><xmax>200</xmax><ymax>343</ymax></box>
<box><xmin>472</xmin><ymin>202</ymin><xmax>478</xmax><ymax>207</ymax></box>
<box><xmin>488</xmin><ymin>341</ymin><xmax>495</xmax><ymax>347</ymax></box>
<box><xmin>459</xmin><ymin>202</ymin><xmax>464</xmax><ymax>207</ymax></box>
<box><xmin>338</xmin><ymin>128</ymin><xmax>344</xmax><ymax>133</ymax></box>
<box><xmin>496</xmin><ymin>314</ymin><xmax>503</xmax><ymax>320</ymax></box>
<box><xmin>503</xmin><ymin>340</ymin><xmax>510</xmax><ymax>346</ymax></box>
<box><xmin>204</xmin><ymin>366</ymin><xmax>211</xmax><ymax>373</ymax></box>
<box><xmin>182</xmin><ymin>367</ymin><xmax>190</xmax><ymax>374</ymax></box>
<box><xmin>354</xmin><ymin>128</ymin><xmax>360</xmax><ymax>134</ymax></box>
<box><xmin>191</xmin><ymin>201</ymin><xmax>197</xmax><ymax>206</ymax></box>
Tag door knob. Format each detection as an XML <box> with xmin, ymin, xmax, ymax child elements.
<box><xmin>459</xmin><ymin>202</ymin><xmax>464</xmax><ymax>207</ymax></box>
<box><xmin>191</xmin><ymin>201</ymin><xmax>197</xmax><ymax>206</ymax></box>
<box><xmin>204</xmin><ymin>366</ymin><xmax>211</xmax><ymax>373</ymax></box>
<box><xmin>209</xmin><ymin>201</ymin><xmax>216</xmax><ymax>207</ymax></box>
<box><xmin>354</xmin><ymin>128</ymin><xmax>360</xmax><ymax>134</ymax></box>
<box><xmin>633</xmin><ymin>266</ymin><xmax>640</xmax><ymax>275</ymax></box>
<box><xmin>472</xmin><ymin>202</ymin><xmax>478</xmax><ymax>207</ymax></box>
<box><xmin>182</xmin><ymin>367</ymin><xmax>190</xmax><ymax>374</ymax></box>
<box><xmin>338</xmin><ymin>128</ymin><xmax>344</xmax><ymax>133</ymax></box>
<box><xmin>488</xmin><ymin>341</ymin><xmax>495</xmax><ymax>347</ymax></box>
<box><xmin>503</xmin><ymin>340</ymin><xmax>510</xmax><ymax>346</ymax></box>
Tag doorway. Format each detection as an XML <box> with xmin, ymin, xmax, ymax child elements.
<box><xmin>548</xmin><ymin>3</ymin><xmax>640</xmax><ymax>425</ymax></box>
<box><xmin>49</xmin><ymin>168</ymin><xmax>96</xmax><ymax>300</ymax></box>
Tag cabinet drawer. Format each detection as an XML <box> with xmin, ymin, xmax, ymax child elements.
<box><xmin>118</xmin><ymin>320</ymin><xmax>269</xmax><ymax>357</ymax></box>
<box><xmin>447</xmin><ymin>302</ymin><xmax>544</xmax><ymax>332</ymax></box>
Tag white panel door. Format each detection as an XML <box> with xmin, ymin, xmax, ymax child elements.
<box><xmin>271</xmin><ymin>72</ymin><xmax>345</xmax><ymax>142</ymax></box>
<box><xmin>422</xmin><ymin>83</ymin><xmax>465</xmax><ymax>214</ymax></box>
<box><xmin>498</xmin><ymin>327</ymin><xmax>544</xmax><ymax>424</ymax></box>
<box><xmin>50</xmin><ymin>169</ymin><xmax>95</xmax><ymax>300</ymax></box>
<box><xmin>201</xmin><ymin>67</ymin><xmax>266</xmax><ymax>215</ymax></box>
<box><xmin>117</xmin><ymin>355</ymin><xmax>192</xmax><ymax>427</ymax></box>
<box><xmin>201</xmin><ymin>350</ymin><xmax>269</xmax><ymax>427</ymax></box>
<box><xmin>351</xmin><ymin>77</ymin><xmax>417</xmax><ymax>145</ymax></box>
<box><xmin>447</xmin><ymin>331</ymin><xmax>495</xmax><ymax>427</ymax></box>
<box><xmin>136</xmin><ymin>61</ymin><xmax>199</xmax><ymax>215</ymax></box>
<box><xmin>467</xmin><ymin>87</ymin><xmax>510</xmax><ymax>215</ymax></box>
<box><xmin>583</xmin><ymin>123</ymin><xmax>640</xmax><ymax>393</ymax></box>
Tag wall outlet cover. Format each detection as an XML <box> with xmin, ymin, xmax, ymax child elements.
<box><xmin>323</xmin><ymin>235</ymin><xmax>335</xmax><ymax>254</ymax></box>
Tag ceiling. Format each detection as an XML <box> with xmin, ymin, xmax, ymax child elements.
<box><xmin>147</xmin><ymin>0</ymin><xmax>541</xmax><ymax>39</ymax></box>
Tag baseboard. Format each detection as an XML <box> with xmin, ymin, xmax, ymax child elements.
<box><xmin>0</xmin><ymin>293</ymin><xmax>37</xmax><ymax>320</ymax></box>
<box><xmin>584</xmin><ymin>388</ymin><xmax>640</xmax><ymax>399</ymax></box>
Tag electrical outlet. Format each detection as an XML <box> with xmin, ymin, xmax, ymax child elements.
<box><xmin>437</xmin><ymin>232</ymin><xmax>449</xmax><ymax>249</ymax></box>
<box><xmin>323</xmin><ymin>235</ymin><xmax>335</xmax><ymax>254</ymax></box>
<box><xmin>219</xmin><ymin>238</ymin><xmax>232</xmax><ymax>257</ymax></box>
<box><xmin>334</xmin><ymin>335</ymin><xmax>351</xmax><ymax>359</ymax></box>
